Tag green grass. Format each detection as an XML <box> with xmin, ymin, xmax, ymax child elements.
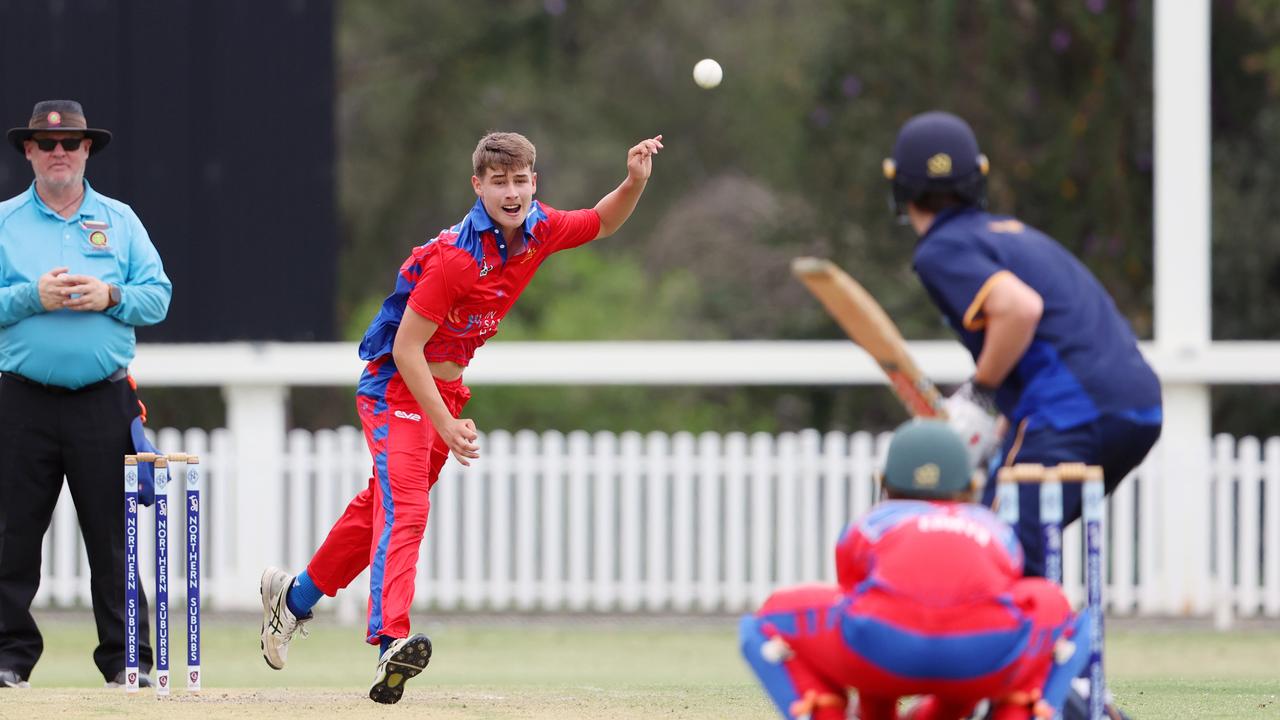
<box><xmin>1102</xmin><ymin>626</ymin><xmax>1280</xmax><ymax>718</ymax></box>
<box><xmin>10</xmin><ymin>612</ymin><xmax>1280</xmax><ymax>719</ymax></box>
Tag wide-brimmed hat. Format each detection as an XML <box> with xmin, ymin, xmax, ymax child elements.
<box><xmin>7</xmin><ymin>100</ymin><xmax>111</xmax><ymax>155</ymax></box>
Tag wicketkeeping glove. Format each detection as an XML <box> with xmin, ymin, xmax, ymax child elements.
<box><xmin>943</xmin><ymin>379</ymin><xmax>1000</xmax><ymax>469</ymax></box>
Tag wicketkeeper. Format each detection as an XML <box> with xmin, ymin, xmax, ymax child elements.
<box><xmin>741</xmin><ymin>420</ymin><xmax>1094</xmax><ymax>720</ymax></box>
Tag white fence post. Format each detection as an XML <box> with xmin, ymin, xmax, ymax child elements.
<box><xmin>1265</xmin><ymin>438</ymin><xmax>1280</xmax><ymax>617</ymax></box>
<box><xmin>567</xmin><ymin>431</ymin><xmax>591</xmax><ymax>611</ymax></box>
<box><xmin>748</xmin><ymin>433</ymin><xmax>774</xmax><ymax>607</ymax></box>
<box><xmin>821</xmin><ymin>431</ymin><xmax>849</xmax><ymax>584</ymax></box>
<box><xmin>671</xmin><ymin>432</ymin><xmax>696</xmax><ymax>613</ymax></box>
<box><xmin>1154</xmin><ymin>0</ymin><xmax>1213</xmax><ymax>618</ymax></box>
<box><xmin>1213</xmin><ymin>434</ymin><xmax>1235</xmax><ymax>629</ymax></box>
<box><xmin>645</xmin><ymin>432</ymin><xmax>671</xmax><ymax>611</ymax></box>
<box><xmin>1237</xmin><ymin>437</ymin><xmax>1262</xmax><ymax>616</ymax></box>
<box><xmin>487</xmin><ymin>430</ymin><xmax>513</xmax><ymax>611</ymax></box>
<box><xmin>618</xmin><ymin>432</ymin><xmax>644</xmax><ymax>612</ymax></box>
<box><xmin>697</xmin><ymin>432</ymin><xmax>723</xmax><ymax>612</ymax></box>
<box><xmin>514</xmin><ymin>430</ymin><xmax>539</xmax><ymax>611</ymax></box>
<box><xmin>723</xmin><ymin>433</ymin><xmax>749</xmax><ymax>611</ymax></box>
<box><xmin>541</xmin><ymin>431</ymin><xmax>566</xmax><ymax>609</ymax></box>
<box><xmin>223</xmin><ymin>383</ymin><xmax>287</xmax><ymax>604</ymax></box>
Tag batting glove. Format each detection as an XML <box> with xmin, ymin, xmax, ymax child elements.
<box><xmin>943</xmin><ymin>380</ymin><xmax>1000</xmax><ymax>469</ymax></box>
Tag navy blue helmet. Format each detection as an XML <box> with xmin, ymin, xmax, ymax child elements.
<box><xmin>883</xmin><ymin>111</ymin><xmax>989</xmax><ymax>219</ymax></box>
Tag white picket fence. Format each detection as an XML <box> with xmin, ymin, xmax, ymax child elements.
<box><xmin>33</xmin><ymin>428</ymin><xmax>1280</xmax><ymax>624</ymax></box>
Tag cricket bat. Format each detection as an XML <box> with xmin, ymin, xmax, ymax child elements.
<box><xmin>791</xmin><ymin>257</ymin><xmax>947</xmax><ymax>419</ymax></box>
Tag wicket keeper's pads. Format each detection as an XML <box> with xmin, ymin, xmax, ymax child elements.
<box><xmin>129</xmin><ymin>415</ymin><xmax>158</xmax><ymax>506</ymax></box>
<box><xmin>739</xmin><ymin>616</ymin><xmax>802</xmax><ymax>719</ymax></box>
<box><xmin>1040</xmin><ymin>608</ymin><xmax>1096</xmax><ymax>713</ymax></box>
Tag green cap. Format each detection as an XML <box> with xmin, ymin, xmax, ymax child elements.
<box><xmin>882</xmin><ymin>419</ymin><xmax>973</xmax><ymax>499</ymax></box>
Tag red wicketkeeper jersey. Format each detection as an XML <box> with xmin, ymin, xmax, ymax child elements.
<box><xmin>835</xmin><ymin>499</ymin><xmax>1024</xmax><ymax>605</ymax></box>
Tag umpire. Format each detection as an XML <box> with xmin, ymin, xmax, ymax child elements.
<box><xmin>0</xmin><ymin>100</ymin><xmax>172</xmax><ymax>688</ymax></box>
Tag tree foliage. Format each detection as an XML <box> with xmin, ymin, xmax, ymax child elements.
<box><xmin>333</xmin><ymin>0</ymin><xmax>1273</xmax><ymax>434</ymax></box>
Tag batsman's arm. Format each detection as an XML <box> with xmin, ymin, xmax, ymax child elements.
<box><xmin>971</xmin><ymin>273</ymin><xmax>1042</xmax><ymax>388</ymax></box>
<box><xmin>392</xmin><ymin>308</ymin><xmax>480</xmax><ymax>465</ymax></box>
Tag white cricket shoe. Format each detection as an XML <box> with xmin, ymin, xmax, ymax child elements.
<box><xmin>0</xmin><ymin>668</ymin><xmax>30</xmax><ymax>688</ymax></box>
<box><xmin>259</xmin><ymin>566</ymin><xmax>311</xmax><ymax>670</ymax></box>
<box><xmin>368</xmin><ymin>633</ymin><xmax>432</xmax><ymax>704</ymax></box>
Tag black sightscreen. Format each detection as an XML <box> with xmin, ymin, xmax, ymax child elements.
<box><xmin>0</xmin><ymin>0</ymin><xmax>337</xmax><ymax>342</ymax></box>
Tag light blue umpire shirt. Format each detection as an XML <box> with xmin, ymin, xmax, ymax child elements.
<box><xmin>0</xmin><ymin>180</ymin><xmax>171</xmax><ymax>389</ymax></box>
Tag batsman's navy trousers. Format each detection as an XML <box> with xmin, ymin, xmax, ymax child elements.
<box><xmin>305</xmin><ymin>372</ymin><xmax>470</xmax><ymax>645</ymax></box>
<box><xmin>984</xmin><ymin>414</ymin><xmax>1161</xmax><ymax>577</ymax></box>
<box><xmin>0</xmin><ymin>372</ymin><xmax>152</xmax><ymax>682</ymax></box>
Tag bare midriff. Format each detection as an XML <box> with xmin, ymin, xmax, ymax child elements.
<box><xmin>429</xmin><ymin>360</ymin><xmax>465</xmax><ymax>382</ymax></box>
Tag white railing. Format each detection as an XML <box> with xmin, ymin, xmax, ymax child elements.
<box><xmin>122</xmin><ymin>339</ymin><xmax>1280</xmax><ymax>618</ymax></box>
<box><xmin>35</xmin><ymin>428</ymin><xmax>1279</xmax><ymax>625</ymax></box>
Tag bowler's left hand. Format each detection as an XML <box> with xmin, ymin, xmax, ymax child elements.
<box><xmin>626</xmin><ymin>135</ymin><xmax>663</xmax><ymax>182</ymax></box>
<box><xmin>59</xmin><ymin>274</ymin><xmax>112</xmax><ymax>312</ymax></box>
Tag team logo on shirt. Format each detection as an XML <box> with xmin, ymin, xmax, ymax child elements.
<box><xmin>917</xmin><ymin>514</ymin><xmax>992</xmax><ymax>546</ymax></box>
<box><xmin>444</xmin><ymin>309</ymin><xmax>500</xmax><ymax>336</ymax></box>
<box><xmin>519</xmin><ymin>242</ymin><xmax>539</xmax><ymax>264</ymax></box>
<box><xmin>87</xmin><ymin>231</ymin><xmax>109</xmax><ymax>248</ymax></box>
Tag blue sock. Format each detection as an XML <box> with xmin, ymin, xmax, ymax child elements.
<box><xmin>379</xmin><ymin>635</ymin><xmax>394</xmax><ymax>658</ymax></box>
<box><xmin>285</xmin><ymin>570</ymin><xmax>323</xmax><ymax>618</ymax></box>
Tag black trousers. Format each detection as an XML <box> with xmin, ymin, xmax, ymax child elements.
<box><xmin>0</xmin><ymin>374</ymin><xmax>152</xmax><ymax>682</ymax></box>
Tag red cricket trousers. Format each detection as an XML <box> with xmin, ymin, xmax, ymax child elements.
<box><xmin>303</xmin><ymin>373</ymin><xmax>470</xmax><ymax>644</ymax></box>
<box><xmin>746</xmin><ymin>580</ymin><xmax>1073</xmax><ymax>720</ymax></box>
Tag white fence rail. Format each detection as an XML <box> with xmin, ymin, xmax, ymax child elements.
<box><xmin>34</xmin><ymin>428</ymin><xmax>1279</xmax><ymax>624</ymax></box>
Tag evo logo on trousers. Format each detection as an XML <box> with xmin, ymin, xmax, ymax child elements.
<box><xmin>394</xmin><ymin>410</ymin><xmax>422</xmax><ymax>422</ymax></box>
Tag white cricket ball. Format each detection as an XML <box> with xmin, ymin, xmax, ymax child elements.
<box><xmin>693</xmin><ymin>58</ymin><xmax>723</xmax><ymax>89</ymax></box>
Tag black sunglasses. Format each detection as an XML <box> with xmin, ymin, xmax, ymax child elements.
<box><xmin>31</xmin><ymin>137</ymin><xmax>85</xmax><ymax>152</ymax></box>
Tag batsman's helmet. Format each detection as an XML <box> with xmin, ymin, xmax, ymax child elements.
<box><xmin>882</xmin><ymin>111</ymin><xmax>989</xmax><ymax>219</ymax></box>
<box><xmin>881</xmin><ymin>419</ymin><xmax>974</xmax><ymax>499</ymax></box>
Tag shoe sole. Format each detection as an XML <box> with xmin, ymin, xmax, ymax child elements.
<box><xmin>259</xmin><ymin>569</ymin><xmax>286</xmax><ymax>670</ymax></box>
<box><xmin>369</xmin><ymin>634</ymin><xmax>432</xmax><ymax>705</ymax></box>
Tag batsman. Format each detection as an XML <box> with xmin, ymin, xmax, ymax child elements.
<box><xmin>883</xmin><ymin>111</ymin><xmax>1162</xmax><ymax>577</ymax></box>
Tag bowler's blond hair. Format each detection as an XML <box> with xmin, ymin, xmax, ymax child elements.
<box><xmin>473</xmin><ymin>132</ymin><xmax>536</xmax><ymax>177</ymax></box>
